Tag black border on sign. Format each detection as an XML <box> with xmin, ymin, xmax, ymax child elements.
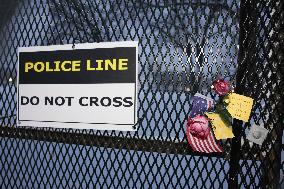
<box><xmin>18</xmin><ymin>120</ymin><xmax>134</xmax><ymax>125</ymax></box>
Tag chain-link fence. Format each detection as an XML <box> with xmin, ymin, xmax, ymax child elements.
<box><xmin>0</xmin><ymin>0</ymin><xmax>283</xmax><ymax>188</ymax></box>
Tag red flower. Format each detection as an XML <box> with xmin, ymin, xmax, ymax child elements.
<box><xmin>213</xmin><ymin>79</ymin><xmax>230</xmax><ymax>96</ymax></box>
<box><xmin>187</xmin><ymin>115</ymin><xmax>210</xmax><ymax>139</ymax></box>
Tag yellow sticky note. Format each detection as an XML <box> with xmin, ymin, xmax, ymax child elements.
<box><xmin>205</xmin><ymin>113</ymin><xmax>234</xmax><ymax>140</ymax></box>
<box><xmin>226</xmin><ymin>93</ymin><xmax>254</xmax><ymax>122</ymax></box>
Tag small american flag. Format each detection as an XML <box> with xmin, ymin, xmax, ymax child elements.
<box><xmin>186</xmin><ymin>93</ymin><xmax>223</xmax><ymax>153</ymax></box>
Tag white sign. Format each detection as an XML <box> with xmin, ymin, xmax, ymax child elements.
<box><xmin>17</xmin><ymin>41</ymin><xmax>138</xmax><ymax>131</ymax></box>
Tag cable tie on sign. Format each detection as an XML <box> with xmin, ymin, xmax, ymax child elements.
<box><xmin>132</xmin><ymin>117</ymin><xmax>144</xmax><ymax>130</ymax></box>
<box><xmin>131</xmin><ymin>104</ymin><xmax>153</xmax><ymax>130</ymax></box>
<box><xmin>72</xmin><ymin>38</ymin><xmax>77</xmax><ymax>50</ymax></box>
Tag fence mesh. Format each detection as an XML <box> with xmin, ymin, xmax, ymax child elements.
<box><xmin>0</xmin><ymin>0</ymin><xmax>283</xmax><ymax>188</ymax></box>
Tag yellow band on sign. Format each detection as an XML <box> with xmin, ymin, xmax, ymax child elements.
<box><xmin>24</xmin><ymin>59</ymin><xmax>129</xmax><ymax>73</ymax></box>
<box><xmin>205</xmin><ymin>112</ymin><xmax>234</xmax><ymax>140</ymax></box>
<box><xmin>226</xmin><ymin>93</ymin><xmax>254</xmax><ymax>122</ymax></box>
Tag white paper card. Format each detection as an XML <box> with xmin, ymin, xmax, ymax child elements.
<box><xmin>246</xmin><ymin>124</ymin><xmax>269</xmax><ymax>145</ymax></box>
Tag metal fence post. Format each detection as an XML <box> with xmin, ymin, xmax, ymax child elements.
<box><xmin>228</xmin><ymin>0</ymin><xmax>251</xmax><ymax>188</ymax></box>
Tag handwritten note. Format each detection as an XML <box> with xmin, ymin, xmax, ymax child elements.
<box><xmin>226</xmin><ymin>93</ymin><xmax>254</xmax><ymax>122</ymax></box>
<box><xmin>205</xmin><ymin>113</ymin><xmax>234</xmax><ymax>140</ymax></box>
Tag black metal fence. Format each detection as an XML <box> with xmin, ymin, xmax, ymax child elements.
<box><xmin>0</xmin><ymin>0</ymin><xmax>283</xmax><ymax>188</ymax></box>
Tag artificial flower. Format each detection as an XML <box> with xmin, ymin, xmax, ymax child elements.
<box><xmin>187</xmin><ymin>115</ymin><xmax>210</xmax><ymax>139</ymax></box>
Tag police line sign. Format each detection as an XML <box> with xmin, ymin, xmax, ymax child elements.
<box><xmin>17</xmin><ymin>41</ymin><xmax>138</xmax><ymax>131</ymax></box>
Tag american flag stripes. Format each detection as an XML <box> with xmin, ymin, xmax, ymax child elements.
<box><xmin>186</xmin><ymin>93</ymin><xmax>223</xmax><ymax>153</ymax></box>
